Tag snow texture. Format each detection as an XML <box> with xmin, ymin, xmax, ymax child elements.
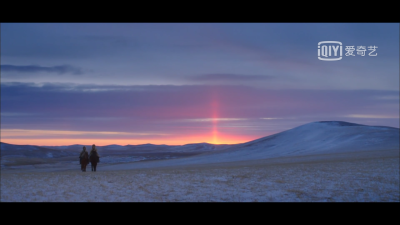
<box><xmin>1</xmin><ymin>121</ymin><xmax>399</xmax><ymax>202</ymax></box>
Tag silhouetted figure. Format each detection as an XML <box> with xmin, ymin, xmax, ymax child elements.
<box><xmin>79</xmin><ymin>146</ymin><xmax>89</xmax><ymax>172</ymax></box>
<box><xmin>89</xmin><ymin>144</ymin><xmax>100</xmax><ymax>172</ymax></box>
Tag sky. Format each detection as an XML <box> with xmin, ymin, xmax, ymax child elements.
<box><xmin>1</xmin><ymin>23</ymin><xmax>399</xmax><ymax>146</ymax></box>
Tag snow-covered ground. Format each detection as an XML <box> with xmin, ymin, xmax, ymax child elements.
<box><xmin>1</xmin><ymin>150</ymin><xmax>398</xmax><ymax>202</ymax></box>
<box><xmin>1</xmin><ymin>121</ymin><xmax>399</xmax><ymax>202</ymax></box>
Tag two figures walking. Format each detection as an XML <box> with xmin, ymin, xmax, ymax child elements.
<box><xmin>79</xmin><ymin>144</ymin><xmax>100</xmax><ymax>172</ymax></box>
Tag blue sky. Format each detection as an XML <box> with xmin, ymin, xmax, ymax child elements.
<box><xmin>1</xmin><ymin>23</ymin><xmax>399</xmax><ymax>145</ymax></box>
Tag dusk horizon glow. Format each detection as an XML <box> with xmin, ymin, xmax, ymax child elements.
<box><xmin>1</xmin><ymin>23</ymin><xmax>399</xmax><ymax>146</ymax></box>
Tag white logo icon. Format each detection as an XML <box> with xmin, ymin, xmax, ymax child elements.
<box><xmin>318</xmin><ymin>41</ymin><xmax>342</xmax><ymax>61</ymax></box>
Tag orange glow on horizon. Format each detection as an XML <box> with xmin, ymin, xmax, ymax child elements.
<box><xmin>211</xmin><ymin>88</ymin><xmax>220</xmax><ymax>144</ymax></box>
<box><xmin>0</xmin><ymin>89</ymin><xmax>273</xmax><ymax>146</ymax></box>
<box><xmin>212</xmin><ymin>100</ymin><xmax>219</xmax><ymax>144</ymax></box>
<box><xmin>1</xmin><ymin>133</ymin><xmax>260</xmax><ymax>146</ymax></box>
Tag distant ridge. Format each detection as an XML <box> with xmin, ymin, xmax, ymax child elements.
<box><xmin>315</xmin><ymin>121</ymin><xmax>400</xmax><ymax>129</ymax></box>
<box><xmin>317</xmin><ymin>121</ymin><xmax>365</xmax><ymax>126</ymax></box>
<box><xmin>2</xmin><ymin>121</ymin><xmax>399</xmax><ymax>170</ymax></box>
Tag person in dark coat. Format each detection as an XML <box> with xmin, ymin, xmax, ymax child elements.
<box><xmin>79</xmin><ymin>146</ymin><xmax>89</xmax><ymax>172</ymax></box>
<box><xmin>89</xmin><ymin>144</ymin><xmax>100</xmax><ymax>172</ymax></box>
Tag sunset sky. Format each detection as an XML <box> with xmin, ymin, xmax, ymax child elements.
<box><xmin>1</xmin><ymin>23</ymin><xmax>399</xmax><ymax>146</ymax></box>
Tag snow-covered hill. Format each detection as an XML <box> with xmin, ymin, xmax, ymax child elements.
<box><xmin>42</xmin><ymin>142</ymin><xmax>230</xmax><ymax>153</ymax></box>
<box><xmin>205</xmin><ymin>121</ymin><xmax>399</xmax><ymax>160</ymax></box>
<box><xmin>102</xmin><ymin>121</ymin><xmax>399</xmax><ymax>170</ymax></box>
<box><xmin>0</xmin><ymin>142</ymin><xmax>74</xmax><ymax>158</ymax></box>
<box><xmin>2</xmin><ymin>121</ymin><xmax>399</xmax><ymax>170</ymax></box>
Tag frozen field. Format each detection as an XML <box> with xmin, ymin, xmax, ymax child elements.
<box><xmin>1</xmin><ymin>122</ymin><xmax>399</xmax><ymax>202</ymax></box>
<box><xmin>1</xmin><ymin>149</ymin><xmax>398</xmax><ymax>202</ymax></box>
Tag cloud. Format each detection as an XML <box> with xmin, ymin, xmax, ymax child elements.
<box><xmin>185</xmin><ymin>74</ymin><xmax>276</xmax><ymax>85</ymax></box>
<box><xmin>188</xmin><ymin>74</ymin><xmax>274</xmax><ymax>82</ymax></box>
<box><xmin>372</xmin><ymin>95</ymin><xmax>399</xmax><ymax>100</ymax></box>
<box><xmin>178</xmin><ymin>118</ymin><xmax>248</xmax><ymax>122</ymax></box>
<box><xmin>1</xmin><ymin>82</ymin><xmax>399</xmax><ymax>135</ymax></box>
<box><xmin>1</xmin><ymin>64</ymin><xmax>83</xmax><ymax>75</ymax></box>
<box><xmin>345</xmin><ymin>114</ymin><xmax>399</xmax><ymax>119</ymax></box>
<box><xmin>1</xmin><ymin>129</ymin><xmax>168</xmax><ymax>138</ymax></box>
<box><xmin>80</xmin><ymin>35</ymin><xmax>130</xmax><ymax>47</ymax></box>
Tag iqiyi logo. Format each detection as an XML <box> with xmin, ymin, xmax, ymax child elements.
<box><xmin>318</xmin><ymin>41</ymin><xmax>342</xmax><ymax>61</ymax></box>
<box><xmin>318</xmin><ymin>41</ymin><xmax>378</xmax><ymax>61</ymax></box>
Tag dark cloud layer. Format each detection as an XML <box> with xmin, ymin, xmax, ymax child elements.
<box><xmin>1</xmin><ymin>24</ymin><xmax>398</xmax><ymax>91</ymax></box>
<box><xmin>1</xmin><ymin>64</ymin><xmax>83</xmax><ymax>75</ymax></box>
<box><xmin>1</xmin><ymin>82</ymin><xmax>398</xmax><ymax>133</ymax></box>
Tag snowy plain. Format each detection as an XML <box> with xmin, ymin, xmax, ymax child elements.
<box><xmin>1</xmin><ymin>121</ymin><xmax>399</xmax><ymax>202</ymax></box>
